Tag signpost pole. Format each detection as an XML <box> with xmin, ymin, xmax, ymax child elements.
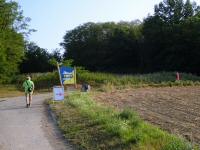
<box><xmin>57</xmin><ymin>62</ymin><xmax>63</xmax><ymax>86</ymax></box>
<box><xmin>56</xmin><ymin>62</ymin><xmax>64</xmax><ymax>104</ymax></box>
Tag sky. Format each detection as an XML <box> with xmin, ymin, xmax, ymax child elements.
<box><xmin>16</xmin><ymin>0</ymin><xmax>200</xmax><ymax>52</ymax></box>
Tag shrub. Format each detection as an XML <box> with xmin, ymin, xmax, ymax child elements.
<box><xmin>12</xmin><ymin>72</ymin><xmax>60</xmax><ymax>91</ymax></box>
<box><xmin>77</xmin><ymin>71</ymin><xmax>200</xmax><ymax>87</ymax></box>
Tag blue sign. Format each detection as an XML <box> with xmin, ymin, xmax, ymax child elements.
<box><xmin>59</xmin><ymin>67</ymin><xmax>76</xmax><ymax>84</ymax></box>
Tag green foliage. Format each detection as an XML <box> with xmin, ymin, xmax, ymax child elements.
<box><xmin>77</xmin><ymin>71</ymin><xmax>200</xmax><ymax>88</ymax></box>
<box><xmin>12</xmin><ymin>72</ymin><xmax>60</xmax><ymax>91</ymax></box>
<box><xmin>49</xmin><ymin>48</ymin><xmax>62</xmax><ymax>63</ymax></box>
<box><xmin>49</xmin><ymin>58</ymin><xmax>57</xmax><ymax>68</ymax></box>
<box><xmin>62</xmin><ymin>59</ymin><xmax>74</xmax><ymax>67</ymax></box>
<box><xmin>0</xmin><ymin>30</ymin><xmax>24</xmax><ymax>83</ymax></box>
<box><xmin>61</xmin><ymin>0</ymin><xmax>200</xmax><ymax>75</ymax></box>
<box><xmin>154</xmin><ymin>0</ymin><xmax>199</xmax><ymax>24</ymax></box>
<box><xmin>11</xmin><ymin>71</ymin><xmax>200</xmax><ymax>91</ymax></box>
<box><xmin>61</xmin><ymin>22</ymin><xmax>143</xmax><ymax>73</ymax></box>
<box><xmin>20</xmin><ymin>42</ymin><xmax>63</xmax><ymax>73</ymax></box>
<box><xmin>30</xmin><ymin>72</ymin><xmax>59</xmax><ymax>90</ymax></box>
<box><xmin>0</xmin><ymin>0</ymin><xmax>31</xmax><ymax>83</ymax></box>
<box><xmin>162</xmin><ymin>138</ymin><xmax>193</xmax><ymax>150</ymax></box>
<box><xmin>143</xmin><ymin>0</ymin><xmax>200</xmax><ymax>74</ymax></box>
<box><xmin>50</xmin><ymin>92</ymin><xmax>198</xmax><ymax>149</ymax></box>
<box><xmin>20</xmin><ymin>42</ymin><xmax>52</xmax><ymax>73</ymax></box>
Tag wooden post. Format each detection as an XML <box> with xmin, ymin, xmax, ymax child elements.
<box><xmin>176</xmin><ymin>72</ymin><xmax>180</xmax><ymax>81</ymax></box>
<box><xmin>74</xmin><ymin>67</ymin><xmax>77</xmax><ymax>88</ymax></box>
<box><xmin>54</xmin><ymin>62</ymin><xmax>63</xmax><ymax>104</ymax></box>
<box><xmin>56</xmin><ymin>63</ymin><xmax>65</xmax><ymax>103</ymax></box>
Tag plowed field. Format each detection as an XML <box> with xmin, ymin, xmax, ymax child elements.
<box><xmin>94</xmin><ymin>86</ymin><xmax>200</xmax><ymax>144</ymax></box>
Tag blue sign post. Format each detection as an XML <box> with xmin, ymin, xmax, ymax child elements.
<box><xmin>59</xmin><ymin>66</ymin><xmax>76</xmax><ymax>85</ymax></box>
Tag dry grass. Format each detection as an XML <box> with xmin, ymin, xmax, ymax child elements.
<box><xmin>0</xmin><ymin>85</ymin><xmax>51</xmax><ymax>98</ymax></box>
<box><xmin>0</xmin><ymin>85</ymin><xmax>24</xmax><ymax>98</ymax></box>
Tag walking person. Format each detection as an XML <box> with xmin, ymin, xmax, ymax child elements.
<box><xmin>23</xmin><ymin>76</ymin><xmax>34</xmax><ymax>108</ymax></box>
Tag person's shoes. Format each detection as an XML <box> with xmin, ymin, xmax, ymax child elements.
<box><xmin>26</xmin><ymin>104</ymin><xmax>29</xmax><ymax>108</ymax></box>
<box><xmin>29</xmin><ymin>104</ymin><xmax>31</xmax><ymax>107</ymax></box>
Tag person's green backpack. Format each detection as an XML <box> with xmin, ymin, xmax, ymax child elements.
<box><xmin>26</xmin><ymin>81</ymin><xmax>33</xmax><ymax>92</ymax></box>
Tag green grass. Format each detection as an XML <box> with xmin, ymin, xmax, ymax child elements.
<box><xmin>77</xmin><ymin>71</ymin><xmax>200</xmax><ymax>88</ymax></box>
<box><xmin>50</xmin><ymin>92</ymin><xmax>199</xmax><ymax>150</ymax></box>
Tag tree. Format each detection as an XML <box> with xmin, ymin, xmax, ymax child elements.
<box><xmin>178</xmin><ymin>14</ymin><xmax>200</xmax><ymax>73</ymax></box>
<box><xmin>0</xmin><ymin>0</ymin><xmax>29</xmax><ymax>82</ymax></box>
<box><xmin>61</xmin><ymin>22</ymin><xmax>143</xmax><ymax>73</ymax></box>
<box><xmin>49</xmin><ymin>48</ymin><xmax>63</xmax><ymax>70</ymax></box>
<box><xmin>20</xmin><ymin>42</ymin><xmax>52</xmax><ymax>73</ymax></box>
<box><xmin>20</xmin><ymin>43</ymin><xmax>63</xmax><ymax>73</ymax></box>
<box><xmin>143</xmin><ymin>0</ymin><xmax>200</xmax><ymax>73</ymax></box>
<box><xmin>49</xmin><ymin>48</ymin><xmax>62</xmax><ymax>62</ymax></box>
<box><xmin>61</xmin><ymin>0</ymin><xmax>200</xmax><ymax>74</ymax></box>
<box><xmin>183</xmin><ymin>0</ymin><xmax>194</xmax><ymax>18</ymax></box>
<box><xmin>154</xmin><ymin>0</ymin><xmax>199</xmax><ymax>24</ymax></box>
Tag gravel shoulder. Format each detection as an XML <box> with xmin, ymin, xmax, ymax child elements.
<box><xmin>0</xmin><ymin>94</ymin><xmax>73</xmax><ymax>150</ymax></box>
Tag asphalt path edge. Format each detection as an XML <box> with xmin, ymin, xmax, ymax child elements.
<box><xmin>47</xmin><ymin>103</ymin><xmax>78</xmax><ymax>150</ymax></box>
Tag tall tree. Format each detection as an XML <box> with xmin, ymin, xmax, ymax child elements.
<box><xmin>143</xmin><ymin>0</ymin><xmax>200</xmax><ymax>73</ymax></box>
<box><xmin>20</xmin><ymin>42</ymin><xmax>52</xmax><ymax>73</ymax></box>
<box><xmin>183</xmin><ymin>0</ymin><xmax>194</xmax><ymax>18</ymax></box>
<box><xmin>154</xmin><ymin>0</ymin><xmax>200</xmax><ymax>24</ymax></box>
<box><xmin>0</xmin><ymin>0</ymin><xmax>29</xmax><ymax>82</ymax></box>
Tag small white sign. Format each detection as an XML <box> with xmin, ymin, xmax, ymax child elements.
<box><xmin>53</xmin><ymin>86</ymin><xmax>64</xmax><ymax>101</ymax></box>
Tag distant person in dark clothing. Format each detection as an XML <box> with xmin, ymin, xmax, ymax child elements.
<box><xmin>81</xmin><ymin>83</ymin><xmax>91</xmax><ymax>92</ymax></box>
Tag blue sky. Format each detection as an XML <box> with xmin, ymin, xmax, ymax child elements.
<box><xmin>16</xmin><ymin>0</ymin><xmax>200</xmax><ymax>52</ymax></box>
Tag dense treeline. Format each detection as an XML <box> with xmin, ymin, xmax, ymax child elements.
<box><xmin>1</xmin><ymin>0</ymin><xmax>200</xmax><ymax>84</ymax></box>
<box><xmin>61</xmin><ymin>21</ymin><xmax>142</xmax><ymax>73</ymax></box>
<box><xmin>61</xmin><ymin>0</ymin><xmax>200</xmax><ymax>74</ymax></box>
<box><xmin>20</xmin><ymin>42</ymin><xmax>62</xmax><ymax>73</ymax></box>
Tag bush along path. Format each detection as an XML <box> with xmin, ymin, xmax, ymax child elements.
<box><xmin>0</xmin><ymin>94</ymin><xmax>73</xmax><ymax>150</ymax></box>
<box><xmin>50</xmin><ymin>92</ymin><xmax>199</xmax><ymax>150</ymax></box>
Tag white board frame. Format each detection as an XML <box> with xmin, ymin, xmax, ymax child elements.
<box><xmin>53</xmin><ymin>86</ymin><xmax>64</xmax><ymax>101</ymax></box>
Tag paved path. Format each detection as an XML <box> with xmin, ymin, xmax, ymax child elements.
<box><xmin>0</xmin><ymin>94</ymin><xmax>73</xmax><ymax>150</ymax></box>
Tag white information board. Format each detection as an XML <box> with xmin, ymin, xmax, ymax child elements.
<box><xmin>53</xmin><ymin>86</ymin><xmax>64</xmax><ymax>101</ymax></box>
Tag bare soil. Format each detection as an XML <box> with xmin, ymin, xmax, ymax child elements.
<box><xmin>94</xmin><ymin>86</ymin><xmax>200</xmax><ymax>144</ymax></box>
